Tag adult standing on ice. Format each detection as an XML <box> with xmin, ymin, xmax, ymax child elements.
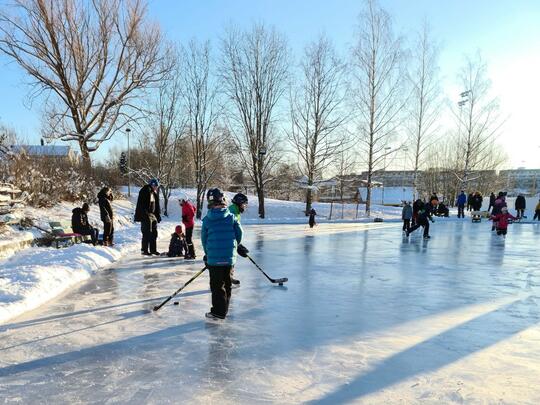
<box><xmin>180</xmin><ymin>198</ymin><xmax>197</xmax><ymax>259</ymax></box>
<box><xmin>456</xmin><ymin>190</ymin><xmax>467</xmax><ymax>218</ymax></box>
<box><xmin>201</xmin><ymin>188</ymin><xmax>243</xmax><ymax>320</ymax></box>
<box><xmin>228</xmin><ymin>193</ymin><xmax>249</xmax><ymax>285</ymax></box>
<box><xmin>135</xmin><ymin>179</ymin><xmax>161</xmax><ymax>256</ymax></box>
<box><xmin>308</xmin><ymin>208</ymin><xmax>317</xmax><ymax>228</ymax></box>
<box><xmin>98</xmin><ymin>187</ymin><xmax>114</xmax><ymax>246</ymax></box>
<box><xmin>515</xmin><ymin>194</ymin><xmax>526</xmax><ymax>219</ymax></box>
<box><xmin>488</xmin><ymin>192</ymin><xmax>496</xmax><ymax>213</ymax></box>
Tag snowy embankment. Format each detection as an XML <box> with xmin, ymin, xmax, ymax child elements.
<box><xmin>0</xmin><ymin>188</ymin><xmax>401</xmax><ymax>325</ymax></box>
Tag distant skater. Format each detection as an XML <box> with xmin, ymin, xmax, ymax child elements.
<box><xmin>456</xmin><ymin>190</ymin><xmax>467</xmax><ymax>218</ymax></box>
<box><xmin>308</xmin><ymin>208</ymin><xmax>317</xmax><ymax>228</ymax></box>
<box><xmin>490</xmin><ymin>207</ymin><xmax>516</xmax><ymax>238</ymax></box>
<box><xmin>515</xmin><ymin>194</ymin><xmax>526</xmax><ymax>219</ymax></box>
<box><xmin>402</xmin><ymin>201</ymin><xmax>412</xmax><ymax>233</ymax></box>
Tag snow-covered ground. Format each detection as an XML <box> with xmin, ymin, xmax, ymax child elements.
<box><xmin>0</xmin><ymin>189</ymin><xmax>401</xmax><ymax>325</ymax></box>
<box><xmin>1</xmin><ymin>220</ymin><xmax>540</xmax><ymax>403</ymax></box>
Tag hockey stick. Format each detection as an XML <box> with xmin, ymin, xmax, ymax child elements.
<box><xmin>246</xmin><ymin>254</ymin><xmax>288</xmax><ymax>285</ymax></box>
<box><xmin>153</xmin><ymin>266</ymin><xmax>207</xmax><ymax>311</ymax></box>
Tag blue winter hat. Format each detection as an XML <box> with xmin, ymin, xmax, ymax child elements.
<box><xmin>149</xmin><ymin>178</ymin><xmax>159</xmax><ymax>187</ymax></box>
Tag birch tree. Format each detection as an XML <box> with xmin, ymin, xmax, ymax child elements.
<box><xmin>352</xmin><ymin>0</ymin><xmax>408</xmax><ymax>216</ymax></box>
<box><xmin>0</xmin><ymin>0</ymin><xmax>170</xmax><ymax>171</ymax></box>
<box><xmin>407</xmin><ymin>22</ymin><xmax>441</xmax><ymax>199</ymax></box>
<box><xmin>290</xmin><ymin>35</ymin><xmax>348</xmax><ymax>214</ymax></box>
<box><xmin>454</xmin><ymin>52</ymin><xmax>505</xmax><ymax>190</ymax></box>
<box><xmin>181</xmin><ymin>39</ymin><xmax>222</xmax><ymax>219</ymax></box>
<box><xmin>220</xmin><ymin>24</ymin><xmax>288</xmax><ymax>218</ymax></box>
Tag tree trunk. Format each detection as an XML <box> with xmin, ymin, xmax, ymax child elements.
<box><xmin>258</xmin><ymin>183</ymin><xmax>265</xmax><ymax>219</ymax></box>
<box><xmin>196</xmin><ymin>185</ymin><xmax>204</xmax><ymax>220</ymax></box>
<box><xmin>305</xmin><ymin>188</ymin><xmax>313</xmax><ymax>215</ymax></box>
<box><xmin>78</xmin><ymin>139</ymin><xmax>92</xmax><ymax>174</ymax></box>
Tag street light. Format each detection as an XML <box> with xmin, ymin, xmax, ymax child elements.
<box><xmin>458</xmin><ymin>90</ymin><xmax>471</xmax><ymax>191</ymax></box>
<box><xmin>401</xmin><ymin>147</ymin><xmax>408</xmax><ymax>201</ymax></box>
<box><xmin>126</xmin><ymin>127</ymin><xmax>131</xmax><ymax>197</ymax></box>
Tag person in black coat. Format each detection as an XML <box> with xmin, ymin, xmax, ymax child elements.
<box><xmin>467</xmin><ymin>193</ymin><xmax>474</xmax><ymax>211</ymax></box>
<box><xmin>308</xmin><ymin>208</ymin><xmax>317</xmax><ymax>228</ymax></box>
<box><xmin>515</xmin><ymin>194</ymin><xmax>526</xmax><ymax>219</ymax></box>
<box><xmin>407</xmin><ymin>198</ymin><xmax>436</xmax><ymax>239</ymax></box>
<box><xmin>135</xmin><ymin>178</ymin><xmax>161</xmax><ymax>255</ymax></box>
<box><xmin>71</xmin><ymin>203</ymin><xmax>99</xmax><ymax>245</ymax></box>
<box><xmin>412</xmin><ymin>199</ymin><xmax>424</xmax><ymax>226</ymax></box>
<box><xmin>97</xmin><ymin>187</ymin><xmax>114</xmax><ymax>246</ymax></box>
<box><xmin>488</xmin><ymin>192</ymin><xmax>496</xmax><ymax>213</ymax></box>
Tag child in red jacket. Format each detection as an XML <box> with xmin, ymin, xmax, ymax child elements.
<box><xmin>490</xmin><ymin>207</ymin><xmax>516</xmax><ymax>237</ymax></box>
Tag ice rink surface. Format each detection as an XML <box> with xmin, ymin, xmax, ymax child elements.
<box><xmin>1</xmin><ymin>220</ymin><xmax>540</xmax><ymax>404</ymax></box>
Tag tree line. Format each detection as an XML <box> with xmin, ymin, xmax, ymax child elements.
<box><xmin>0</xmin><ymin>0</ymin><xmax>506</xmax><ymax>217</ymax></box>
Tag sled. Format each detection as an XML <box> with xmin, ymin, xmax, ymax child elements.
<box><xmin>471</xmin><ymin>210</ymin><xmax>489</xmax><ymax>223</ymax></box>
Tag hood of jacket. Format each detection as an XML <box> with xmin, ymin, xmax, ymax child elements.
<box><xmin>72</xmin><ymin>207</ymin><xmax>83</xmax><ymax>215</ymax></box>
<box><xmin>206</xmin><ymin>207</ymin><xmax>230</xmax><ymax>221</ymax></box>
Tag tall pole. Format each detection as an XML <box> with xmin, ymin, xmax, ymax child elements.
<box><xmin>126</xmin><ymin>128</ymin><xmax>131</xmax><ymax>197</ymax></box>
<box><xmin>382</xmin><ymin>146</ymin><xmax>391</xmax><ymax>205</ymax></box>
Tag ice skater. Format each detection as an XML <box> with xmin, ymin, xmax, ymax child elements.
<box><xmin>490</xmin><ymin>207</ymin><xmax>516</xmax><ymax>238</ymax></box>
<box><xmin>402</xmin><ymin>201</ymin><xmax>412</xmax><ymax>233</ymax></box>
<box><xmin>456</xmin><ymin>190</ymin><xmax>467</xmax><ymax>218</ymax></box>
<box><xmin>201</xmin><ymin>188</ymin><xmax>243</xmax><ymax>321</ymax></box>
<box><xmin>167</xmin><ymin>225</ymin><xmax>189</xmax><ymax>258</ymax></box>
<box><xmin>491</xmin><ymin>192</ymin><xmax>507</xmax><ymax>231</ymax></box>
<box><xmin>228</xmin><ymin>193</ymin><xmax>249</xmax><ymax>285</ymax></box>
<box><xmin>515</xmin><ymin>194</ymin><xmax>526</xmax><ymax>219</ymax></box>
<box><xmin>406</xmin><ymin>198</ymin><xmax>436</xmax><ymax>239</ymax></box>
<box><xmin>308</xmin><ymin>208</ymin><xmax>317</xmax><ymax>228</ymax></box>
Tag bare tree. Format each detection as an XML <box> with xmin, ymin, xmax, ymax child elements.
<box><xmin>407</xmin><ymin>21</ymin><xmax>441</xmax><ymax>199</ymax></box>
<box><xmin>220</xmin><ymin>23</ymin><xmax>288</xmax><ymax>218</ymax></box>
<box><xmin>334</xmin><ymin>147</ymin><xmax>357</xmax><ymax>219</ymax></box>
<box><xmin>0</xmin><ymin>0</ymin><xmax>170</xmax><ymax>171</ymax></box>
<box><xmin>182</xmin><ymin>39</ymin><xmax>222</xmax><ymax>219</ymax></box>
<box><xmin>352</xmin><ymin>0</ymin><xmax>408</xmax><ymax>216</ymax></box>
<box><xmin>454</xmin><ymin>52</ymin><xmax>506</xmax><ymax>191</ymax></box>
<box><xmin>289</xmin><ymin>35</ymin><xmax>348</xmax><ymax>214</ymax></box>
<box><xmin>136</xmin><ymin>54</ymin><xmax>184</xmax><ymax>217</ymax></box>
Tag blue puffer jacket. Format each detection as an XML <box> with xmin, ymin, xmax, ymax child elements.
<box><xmin>456</xmin><ymin>193</ymin><xmax>467</xmax><ymax>206</ymax></box>
<box><xmin>201</xmin><ymin>207</ymin><xmax>243</xmax><ymax>266</ymax></box>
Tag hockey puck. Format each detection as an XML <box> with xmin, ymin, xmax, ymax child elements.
<box><xmin>173</xmin><ymin>301</ymin><xmax>179</xmax><ymax>305</ymax></box>
<box><xmin>278</xmin><ymin>283</ymin><xmax>283</xmax><ymax>286</ymax></box>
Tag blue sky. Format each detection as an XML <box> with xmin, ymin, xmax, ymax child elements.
<box><xmin>1</xmin><ymin>0</ymin><xmax>539</xmax><ymax>168</ymax></box>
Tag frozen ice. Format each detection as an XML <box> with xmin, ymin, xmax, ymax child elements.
<box><xmin>1</xmin><ymin>220</ymin><xmax>540</xmax><ymax>403</ymax></box>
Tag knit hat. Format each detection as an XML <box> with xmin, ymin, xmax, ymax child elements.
<box><xmin>175</xmin><ymin>224</ymin><xmax>185</xmax><ymax>234</ymax></box>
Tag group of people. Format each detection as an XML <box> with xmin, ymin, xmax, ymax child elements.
<box><xmin>401</xmin><ymin>196</ymin><xmax>439</xmax><ymax>239</ymax></box>
<box><xmin>71</xmin><ymin>187</ymin><xmax>115</xmax><ymax>246</ymax></box>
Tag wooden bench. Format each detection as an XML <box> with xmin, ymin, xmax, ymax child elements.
<box><xmin>49</xmin><ymin>221</ymin><xmax>91</xmax><ymax>248</ymax></box>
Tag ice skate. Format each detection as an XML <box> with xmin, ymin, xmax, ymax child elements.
<box><xmin>205</xmin><ymin>312</ymin><xmax>224</xmax><ymax>321</ymax></box>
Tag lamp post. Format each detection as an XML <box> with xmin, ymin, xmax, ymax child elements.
<box><xmin>126</xmin><ymin>127</ymin><xmax>131</xmax><ymax>197</ymax></box>
<box><xmin>401</xmin><ymin>147</ymin><xmax>408</xmax><ymax>201</ymax></box>
<box><xmin>458</xmin><ymin>91</ymin><xmax>471</xmax><ymax>191</ymax></box>
<box><xmin>382</xmin><ymin>146</ymin><xmax>392</xmax><ymax>205</ymax></box>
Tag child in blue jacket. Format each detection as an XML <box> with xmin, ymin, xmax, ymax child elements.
<box><xmin>201</xmin><ymin>188</ymin><xmax>243</xmax><ymax>320</ymax></box>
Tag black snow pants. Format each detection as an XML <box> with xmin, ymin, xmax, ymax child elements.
<box><xmin>409</xmin><ymin>219</ymin><xmax>429</xmax><ymax>237</ymax></box>
<box><xmin>141</xmin><ymin>216</ymin><xmax>158</xmax><ymax>254</ymax></box>
<box><xmin>534</xmin><ymin>210</ymin><xmax>540</xmax><ymax>221</ymax></box>
<box><xmin>457</xmin><ymin>204</ymin><xmax>465</xmax><ymax>218</ymax></box>
<box><xmin>185</xmin><ymin>226</ymin><xmax>195</xmax><ymax>258</ymax></box>
<box><xmin>402</xmin><ymin>219</ymin><xmax>410</xmax><ymax>232</ymax></box>
<box><xmin>75</xmin><ymin>226</ymin><xmax>99</xmax><ymax>245</ymax></box>
<box><xmin>208</xmin><ymin>265</ymin><xmax>233</xmax><ymax>318</ymax></box>
<box><xmin>103</xmin><ymin>221</ymin><xmax>114</xmax><ymax>245</ymax></box>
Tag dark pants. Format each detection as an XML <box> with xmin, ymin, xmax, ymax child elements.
<box><xmin>516</xmin><ymin>209</ymin><xmax>524</xmax><ymax>218</ymax></box>
<box><xmin>496</xmin><ymin>228</ymin><xmax>507</xmax><ymax>236</ymax></box>
<box><xmin>409</xmin><ymin>219</ymin><xmax>429</xmax><ymax>237</ymax></box>
<box><xmin>103</xmin><ymin>221</ymin><xmax>114</xmax><ymax>244</ymax></box>
<box><xmin>185</xmin><ymin>226</ymin><xmax>195</xmax><ymax>258</ymax></box>
<box><xmin>141</xmin><ymin>217</ymin><xmax>158</xmax><ymax>253</ymax></box>
<box><xmin>534</xmin><ymin>210</ymin><xmax>540</xmax><ymax>221</ymax></box>
<box><xmin>402</xmin><ymin>219</ymin><xmax>410</xmax><ymax>232</ymax></box>
<box><xmin>208</xmin><ymin>265</ymin><xmax>233</xmax><ymax>318</ymax></box>
<box><xmin>457</xmin><ymin>205</ymin><xmax>465</xmax><ymax>218</ymax></box>
<box><xmin>75</xmin><ymin>226</ymin><xmax>99</xmax><ymax>245</ymax></box>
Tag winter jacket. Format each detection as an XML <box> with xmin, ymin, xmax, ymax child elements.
<box><xmin>515</xmin><ymin>196</ymin><xmax>526</xmax><ymax>210</ymax></box>
<box><xmin>472</xmin><ymin>194</ymin><xmax>483</xmax><ymax>211</ymax></box>
<box><xmin>98</xmin><ymin>189</ymin><xmax>114</xmax><ymax>223</ymax></box>
<box><xmin>492</xmin><ymin>197</ymin><xmax>507</xmax><ymax>216</ymax></box>
<box><xmin>490</xmin><ymin>212</ymin><xmax>516</xmax><ymax>230</ymax></box>
<box><xmin>456</xmin><ymin>193</ymin><xmax>467</xmax><ymax>206</ymax></box>
<box><xmin>228</xmin><ymin>203</ymin><xmax>242</xmax><ymax>223</ymax></box>
<box><xmin>201</xmin><ymin>207</ymin><xmax>243</xmax><ymax>266</ymax></box>
<box><xmin>181</xmin><ymin>201</ymin><xmax>196</xmax><ymax>228</ymax></box>
<box><xmin>413</xmin><ymin>199</ymin><xmax>424</xmax><ymax>214</ymax></box>
<box><xmin>488</xmin><ymin>194</ymin><xmax>496</xmax><ymax>209</ymax></box>
<box><xmin>417</xmin><ymin>204</ymin><xmax>434</xmax><ymax>223</ymax></box>
<box><xmin>71</xmin><ymin>207</ymin><xmax>90</xmax><ymax>232</ymax></box>
<box><xmin>308</xmin><ymin>209</ymin><xmax>317</xmax><ymax>225</ymax></box>
<box><xmin>167</xmin><ymin>233</ymin><xmax>188</xmax><ymax>257</ymax></box>
<box><xmin>536</xmin><ymin>202</ymin><xmax>540</xmax><ymax>211</ymax></box>
<box><xmin>135</xmin><ymin>185</ymin><xmax>161</xmax><ymax>223</ymax></box>
<box><xmin>402</xmin><ymin>204</ymin><xmax>413</xmax><ymax>220</ymax></box>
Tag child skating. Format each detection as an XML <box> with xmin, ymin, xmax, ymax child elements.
<box><xmin>490</xmin><ymin>207</ymin><xmax>516</xmax><ymax>238</ymax></box>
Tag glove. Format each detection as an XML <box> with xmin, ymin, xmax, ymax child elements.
<box><xmin>237</xmin><ymin>244</ymin><xmax>249</xmax><ymax>258</ymax></box>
